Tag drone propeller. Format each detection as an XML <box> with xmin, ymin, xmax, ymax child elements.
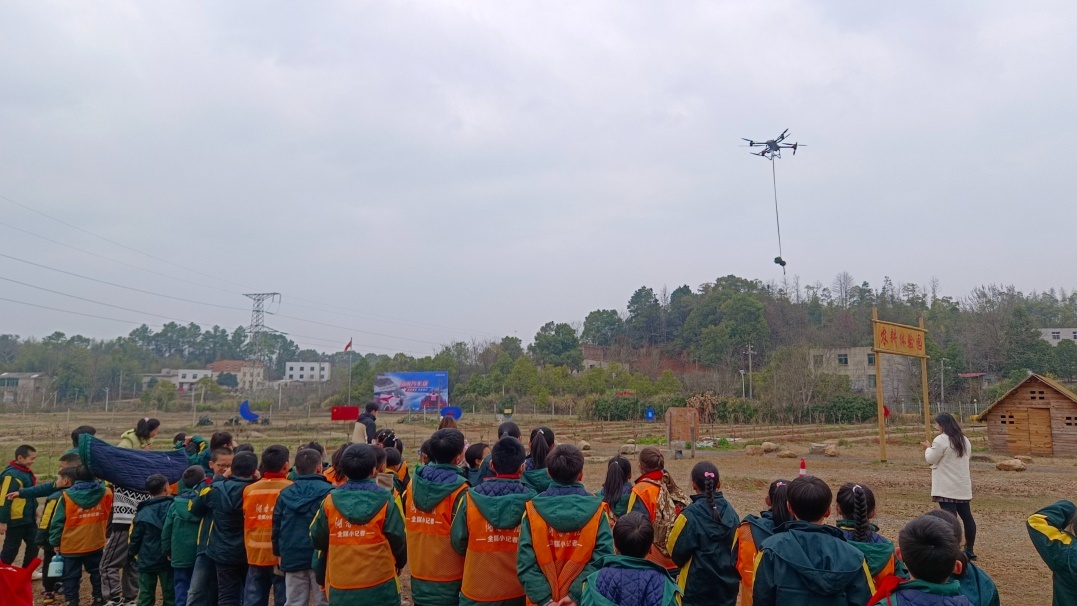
<box><xmin>741</xmin><ymin>138</ymin><xmax>757</xmax><ymax>146</ymax></box>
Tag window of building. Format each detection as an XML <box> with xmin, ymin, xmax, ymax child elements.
<box><xmin>289</xmin><ymin>366</ymin><xmax>294</xmax><ymax>371</ymax></box>
<box><xmin>300</xmin><ymin>374</ymin><xmax>304</xmax><ymax>379</ymax></box>
<box><xmin>1052</xmin><ymin>331</ymin><xmax>1061</xmax><ymax>340</ymax></box>
<box><xmin>289</xmin><ymin>374</ymin><xmax>293</xmax><ymax>379</ymax></box>
<box><xmin>867</xmin><ymin>375</ymin><xmax>877</xmax><ymax>388</ymax></box>
<box><xmin>837</xmin><ymin>354</ymin><xmax>848</xmax><ymax>365</ymax></box>
<box><xmin>181</xmin><ymin>373</ymin><xmax>187</xmax><ymax>379</ymax></box>
<box><xmin>1073</xmin><ymin>331</ymin><xmax>1077</xmax><ymax>340</ymax></box>
<box><xmin>867</xmin><ymin>353</ymin><xmax>875</xmax><ymax>366</ymax></box>
<box><xmin>812</xmin><ymin>354</ymin><xmax>823</xmax><ymax>366</ymax></box>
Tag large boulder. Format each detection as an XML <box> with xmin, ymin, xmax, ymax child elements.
<box><xmin>761</xmin><ymin>442</ymin><xmax>780</xmax><ymax>454</ymax></box>
<box><xmin>996</xmin><ymin>459</ymin><xmax>1027</xmax><ymax>472</ymax></box>
<box><xmin>578</xmin><ymin>440</ymin><xmax>591</xmax><ymax>451</ymax></box>
<box><xmin>824</xmin><ymin>444</ymin><xmax>839</xmax><ymax>457</ymax></box>
<box><xmin>809</xmin><ymin>443</ymin><xmax>828</xmax><ymax>455</ymax></box>
<box><xmin>619</xmin><ymin>444</ymin><xmax>637</xmax><ymax>455</ymax></box>
<box><xmin>744</xmin><ymin>445</ymin><xmax>765</xmax><ymax>456</ymax></box>
<box><xmin>776</xmin><ymin>450</ymin><xmax>798</xmax><ymax>459</ymax></box>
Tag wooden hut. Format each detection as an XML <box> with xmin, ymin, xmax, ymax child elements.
<box><xmin>975</xmin><ymin>373</ymin><xmax>1077</xmax><ymax>457</ymax></box>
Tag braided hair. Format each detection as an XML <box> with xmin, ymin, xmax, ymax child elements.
<box><xmin>836</xmin><ymin>482</ymin><xmax>876</xmax><ymax>542</ymax></box>
<box><xmin>691</xmin><ymin>461</ymin><xmax>722</xmax><ymax>522</ymax></box>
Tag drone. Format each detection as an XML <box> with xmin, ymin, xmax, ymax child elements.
<box><xmin>741</xmin><ymin>129</ymin><xmax>804</xmax><ymax>159</ymax></box>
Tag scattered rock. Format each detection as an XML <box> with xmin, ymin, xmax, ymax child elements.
<box><xmin>585</xmin><ymin>456</ymin><xmax>609</xmax><ymax>464</ymax></box>
<box><xmin>996</xmin><ymin>459</ymin><xmax>1027</xmax><ymax>472</ymax></box>
<box><xmin>578</xmin><ymin>440</ymin><xmax>591</xmax><ymax>451</ymax></box>
<box><xmin>776</xmin><ymin>450</ymin><xmax>798</xmax><ymax>459</ymax></box>
<box><xmin>619</xmin><ymin>444</ymin><xmax>637</xmax><ymax>455</ymax></box>
<box><xmin>810</xmin><ymin>443</ymin><xmax>827</xmax><ymax>455</ymax></box>
<box><xmin>1015</xmin><ymin>455</ymin><xmax>1033</xmax><ymax>464</ymax></box>
<box><xmin>744</xmin><ymin>445</ymin><xmax>765</xmax><ymax>456</ymax></box>
<box><xmin>761</xmin><ymin>441</ymin><xmax>780</xmax><ymax>453</ymax></box>
<box><xmin>248</xmin><ymin>431</ymin><xmax>267</xmax><ymax>439</ymax></box>
<box><xmin>970</xmin><ymin>454</ymin><xmax>994</xmax><ymax>463</ymax></box>
<box><xmin>824</xmin><ymin>445</ymin><xmax>839</xmax><ymax>457</ymax></box>
<box><xmin>626</xmin><ymin>439</ymin><xmax>636</xmax><ymax>445</ymax></box>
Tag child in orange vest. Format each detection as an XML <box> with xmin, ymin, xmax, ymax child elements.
<box><xmin>451</xmin><ymin>436</ymin><xmax>535</xmax><ymax>606</ymax></box>
<box><xmin>835</xmin><ymin>483</ymin><xmax>904</xmax><ymax>588</ymax></box>
<box><xmin>733</xmin><ymin>479</ymin><xmax>791</xmax><ymax>606</ymax></box>
<box><xmin>406</xmin><ymin>428</ymin><xmax>469</xmax><ymax>606</ymax></box>
<box><xmin>242</xmin><ymin>445</ymin><xmax>292</xmax><ymax>606</ymax></box>
<box><xmin>518</xmin><ymin>444</ymin><xmax>614</xmax><ymax>606</ymax></box>
<box><xmin>627</xmin><ymin>447</ymin><xmax>687</xmax><ymax>573</ymax></box>
<box><xmin>48</xmin><ymin>464</ymin><xmax>114</xmax><ymax>606</ymax></box>
<box><xmin>310</xmin><ymin>443</ymin><xmax>407</xmax><ymax>606</ymax></box>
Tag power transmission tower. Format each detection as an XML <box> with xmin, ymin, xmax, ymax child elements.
<box><xmin>245</xmin><ymin>293</ymin><xmax>280</xmax><ymax>387</ymax></box>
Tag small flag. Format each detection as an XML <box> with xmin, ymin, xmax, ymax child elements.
<box><xmin>344</xmin><ymin>338</ymin><xmax>353</xmax><ymax>352</ymax></box>
<box><xmin>799</xmin><ymin>458</ymin><xmax>807</xmax><ymax>477</ymax></box>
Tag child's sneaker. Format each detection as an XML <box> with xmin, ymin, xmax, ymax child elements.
<box><xmin>41</xmin><ymin>591</ymin><xmax>56</xmax><ymax>604</ymax></box>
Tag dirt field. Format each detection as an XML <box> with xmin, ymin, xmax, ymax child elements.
<box><xmin>2</xmin><ymin>409</ymin><xmax>1067</xmax><ymax>605</ymax></box>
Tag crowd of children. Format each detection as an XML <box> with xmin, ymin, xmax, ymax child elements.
<box><xmin>6</xmin><ymin>416</ymin><xmax>1077</xmax><ymax>605</ymax></box>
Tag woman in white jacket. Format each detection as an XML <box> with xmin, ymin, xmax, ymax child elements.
<box><xmin>921</xmin><ymin>411</ymin><xmax>976</xmax><ymax>560</ymax></box>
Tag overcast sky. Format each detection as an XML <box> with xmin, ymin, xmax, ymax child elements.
<box><xmin>1</xmin><ymin>2</ymin><xmax>1075</xmax><ymax>356</ymax></box>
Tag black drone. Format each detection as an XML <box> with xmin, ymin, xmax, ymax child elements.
<box><xmin>742</xmin><ymin>129</ymin><xmax>804</xmax><ymax>159</ymax></box>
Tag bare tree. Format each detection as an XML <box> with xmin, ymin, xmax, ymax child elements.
<box><xmin>832</xmin><ymin>272</ymin><xmax>855</xmax><ymax>308</ymax></box>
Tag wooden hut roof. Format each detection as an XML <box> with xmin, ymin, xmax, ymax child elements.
<box><xmin>974</xmin><ymin>373</ymin><xmax>1077</xmax><ymax>421</ymax></box>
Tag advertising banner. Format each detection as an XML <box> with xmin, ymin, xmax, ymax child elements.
<box><xmin>374</xmin><ymin>371</ymin><xmax>449</xmax><ymax>412</ymax></box>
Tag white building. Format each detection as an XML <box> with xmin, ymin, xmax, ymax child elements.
<box><xmin>142</xmin><ymin>368</ymin><xmax>215</xmax><ymax>393</ymax></box>
<box><xmin>285</xmin><ymin>362</ymin><xmax>331</xmax><ymax>382</ymax></box>
<box><xmin>1040</xmin><ymin>328</ymin><xmax>1077</xmax><ymax>346</ymax></box>
<box><xmin>808</xmin><ymin>346</ymin><xmax>917</xmax><ymax>401</ymax></box>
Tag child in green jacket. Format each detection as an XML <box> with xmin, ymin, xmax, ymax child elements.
<box><xmin>1027</xmin><ymin>500</ymin><xmax>1077</xmax><ymax>606</ymax></box>
<box><xmin>596</xmin><ymin>457</ymin><xmax>633</xmax><ymax>520</ymax></box>
<box><xmin>130</xmin><ymin>474</ymin><xmax>175</xmax><ymax>606</ymax></box>
<box><xmin>667</xmin><ymin>462</ymin><xmax>740</xmax><ymax>606</ymax></box>
<box><xmin>924</xmin><ymin>510</ymin><xmax>998</xmax><ymax>606</ymax></box>
<box><xmin>753</xmin><ymin>475</ymin><xmax>874</xmax><ymax>606</ymax></box>
<box><xmin>835</xmin><ymin>483</ymin><xmax>906</xmax><ymax>588</ymax></box>
<box><xmin>582</xmin><ymin>512</ymin><xmax>681</xmax><ymax>606</ymax></box>
<box><xmin>0</xmin><ymin>444</ymin><xmax>41</xmax><ymax>567</ymax></box>
<box><xmin>34</xmin><ymin>466</ymin><xmax>77</xmax><ymax>604</ymax></box>
<box><xmin>867</xmin><ymin>515</ymin><xmax>972</xmax><ymax>606</ymax></box>
<box><xmin>162</xmin><ymin>466</ymin><xmax>206</xmax><ymax>606</ymax></box>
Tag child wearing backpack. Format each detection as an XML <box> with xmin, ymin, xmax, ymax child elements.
<box><xmin>310</xmin><ymin>443</ymin><xmax>407</xmax><ymax>606</ymax></box>
<box><xmin>924</xmin><ymin>510</ymin><xmax>998</xmax><ymax>606</ymax></box>
<box><xmin>1027</xmin><ymin>500</ymin><xmax>1077</xmax><ymax>606</ymax></box>
<box><xmin>522</xmin><ymin>427</ymin><xmax>556</xmax><ymax>493</ymax></box>
<box><xmin>596</xmin><ymin>457</ymin><xmax>633</xmax><ymax>521</ymax></box>
<box><xmin>161</xmin><ymin>466</ymin><xmax>206</xmax><ymax>606</ymax></box>
<box><xmin>129</xmin><ymin>474</ymin><xmax>175</xmax><ymax>606</ymax></box>
<box><xmin>753</xmin><ymin>475</ymin><xmax>874</xmax><ymax>606</ymax></box>
<box><xmin>274</xmin><ymin>448</ymin><xmax>334</xmax><ymax>606</ymax></box>
<box><xmin>581</xmin><ymin>512</ymin><xmax>681</xmax><ymax>606</ymax></box>
<box><xmin>451</xmin><ymin>436</ymin><xmax>535</xmax><ymax>606</ymax></box>
<box><xmin>835</xmin><ymin>483</ymin><xmax>904</xmax><ymax>588</ymax></box>
<box><xmin>627</xmin><ymin>447</ymin><xmax>689</xmax><ymax>572</ymax></box>
<box><xmin>48</xmin><ymin>464</ymin><xmax>113</xmax><ymax>606</ymax></box>
<box><xmin>667</xmin><ymin>462</ymin><xmax>740</xmax><ymax>606</ymax></box>
<box><xmin>518</xmin><ymin>444</ymin><xmax>614</xmax><ymax>606</ymax></box>
<box><xmin>867</xmin><ymin>515</ymin><xmax>972</xmax><ymax>605</ymax></box>
<box><xmin>406</xmin><ymin>428</ymin><xmax>469</xmax><ymax>606</ymax></box>
<box><xmin>734</xmin><ymin>479</ymin><xmax>791</xmax><ymax>606</ymax></box>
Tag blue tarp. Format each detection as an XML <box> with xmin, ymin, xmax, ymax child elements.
<box><xmin>78</xmin><ymin>434</ymin><xmax>189</xmax><ymax>491</ymax></box>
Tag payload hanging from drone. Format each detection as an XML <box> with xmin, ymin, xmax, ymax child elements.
<box><xmin>741</xmin><ymin>129</ymin><xmax>805</xmax><ymax>273</ymax></box>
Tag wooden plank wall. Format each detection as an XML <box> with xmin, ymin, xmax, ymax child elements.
<box><xmin>986</xmin><ymin>378</ymin><xmax>1077</xmax><ymax>457</ymax></box>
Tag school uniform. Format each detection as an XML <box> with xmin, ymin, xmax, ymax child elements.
<box><xmin>733</xmin><ymin>512</ymin><xmax>777</xmax><ymax>606</ymax></box>
<box><xmin>190</xmin><ymin>474</ymin><xmax>258</xmax><ymax>606</ymax></box>
<box><xmin>836</xmin><ymin>520</ymin><xmax>905</xmax><ymax>587</ymax></box>
<box><xmin>405</xmin><ymin>464</ymin><xmax>469</xmax><ymax>606</ymax></box>
<box><xmin>1027</xmin><ymin>499</ymin><xmax>1077</xmax><ymax>606</ymax></box>
<box><xmin>130</xmin><ymin>494</ymin><xmax>176</xmax><ymax>606</ymax></box>
<box><xmin>161</xmin><ymin>481</ymin><xmax>203</xmax><ymax>606</ymax></box>
<box><xmin>522</xmin><ymin>458</ymin><xmax>553</xmax><ymax>494</ymax></box>
<box><xmin>0</xmin><ymin>460</ymin><xmax>41</xmax><ymax>566</ymax></box>
<box><xmin>242</xmin><ymin>473</ymin><xmax>292</xmax><ymax>606</ymax></box>
<box><xmin>752</xmin><ymin>520</ymin><xmax>875</xmax><ymax>606</ymax></box>
<box><xmin>517</xmin><ymin>481</ymin><xmax>614</xmax><ymax>606</ymax></box>
<box><xmin>273</xmin><ymin>472</ymin><xmax>334</xmax><ymax>606</ymax></box>
<box><xmin>309</xmin><ymin>478</ymin><xmax>408</xmax><ymax>606</ymax></box>
<box><xmin>34</xmin><ymin>484</ymin><xmax>67</xmax><ymax>599</ymax></box>
<box><xmin>627</xmin><ymin>472</ymin><xmax>678</xmax><ymax>571</ymax></box>
<box><xmin>48</xmin><ymin>480</ymin><xmax>113</xmax><ymax>605</ymax></box>
<box><xmin>953</xmin><ymin>560</ymin><xmax>999</xmax><ymax>606</ymax></box>
<box><xmin>580</xmin><ymin>554</ymin><xmax>682</xmax><ymax>606</ymax></box>
<box><xmin>393</xmin><ymin>461</ymin><xmax>411</xmax><ymax>496</ymax></box>
<box><xmin>185</xmin><ymin>476</ymin><xmax>221</xmax><ymax>606</ymax></box>
<box><xmin>867</xmin><ymin>578</ymin><xmax>973</xmax><ymax>606</ymax></box>
<box><xmin>667</xmin><ymin>493</ymin><xmax>740</xmax><ymax>606</ymax></box>
<box><xmin>450</xmin><ymin>476</ymin><xmax>536</xmax><ymax>606</ymax></box>
<box><xmin>595</xmin><ymin>485</ymin><xmax>632</xmax><ymax>520</ymax></box>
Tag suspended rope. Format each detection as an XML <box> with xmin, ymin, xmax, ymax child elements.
<box><xmin>771</xmin><ymin>158</ymin><xmax>786</xmax><ymax>274</ymax></box>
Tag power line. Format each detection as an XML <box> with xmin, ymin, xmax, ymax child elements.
<box><xmin>272</xmin><ymin>312</ymin><xmax>446</xmax><ymax>346</ymax></box>
<box><xmin>0</xmin><ymin>274</ymin><xmax>199</xmax><ymax>321</ymax></box>
<box><xmin>0</xmin><ymin>295</ymin><xmax>147</xmax><ymax>325</ymax></box>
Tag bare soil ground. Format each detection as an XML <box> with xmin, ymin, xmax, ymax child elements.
<box><xmin>3</xmin><ymin>409</ymin><xmax>1066</xmax><ymax>605</ymax></box>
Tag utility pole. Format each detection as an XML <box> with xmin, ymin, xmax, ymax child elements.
<box><xmin>740</xmin><ymin>370</ymin><xmax>746</xmax><ymax>399</ymax></box>
<box><xmin>278</xmin><ymin>383</ymin><xmax>283</xmax><ymax>411</ymax></box>
<box><xmin>244</xmin><ymin>292</ymin><xmax>280</xmax><ymax>396</ymax></box>
<box><xmin>347</xmin><ymin>343</ymin><xmax>354</xmax><ymax>405</ymax></box>
<box><xmin>745</xmin><ymin>343</ymin><xmax>756</xmax><ymax>400</ymax></box>
<box><xmin>118</xmin><ymin>370</ymin><xmax>123</xmax><ymax>403</ymax></box>
<box><xmin>104</xmin><ymin>388</ymin><xmax>109</xmax><ymax>412</ymax></box>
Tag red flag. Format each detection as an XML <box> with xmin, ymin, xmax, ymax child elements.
<box><xmin>343</xmin><ymin>338</ymin><xmax>352</xmax><ymax>352</ymax></box>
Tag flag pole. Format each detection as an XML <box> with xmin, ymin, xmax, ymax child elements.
<box><xmin>347</xmin><ymin>338</ymin><xmax>353</xmax><ymax>405</ymax></box>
